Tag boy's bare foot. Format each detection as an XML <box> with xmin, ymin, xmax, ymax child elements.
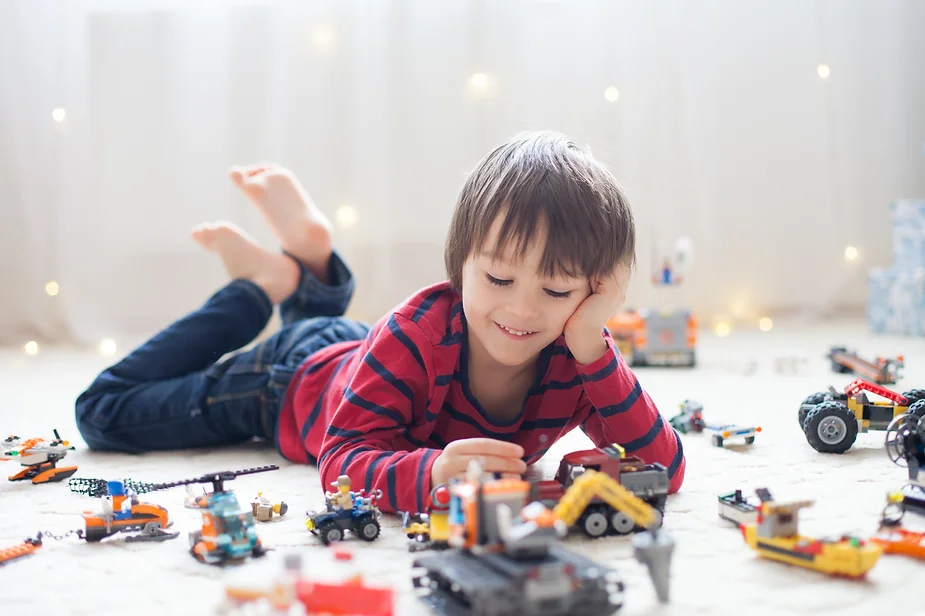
<box><xmin>192</xmin><ymin>221</ymin><xmax>299</xmax><ymax>304</ymax></box>
<box><xmin>229</xmin><ymin>163</ymin><xmax>334</xmax><ymax>283</ymax></box>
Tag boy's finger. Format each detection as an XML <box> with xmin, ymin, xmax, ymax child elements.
<box><xmin>448</xmin><ymin>438</ymin><xmax>524</xmax><ymax>458</ymax></box>
<box><xmin>454</xmin><ymin>454</ymin><xmax>527</xmax><ymax>476</ymax></box>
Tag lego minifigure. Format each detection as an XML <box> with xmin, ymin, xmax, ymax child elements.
<box><xmin>327</xmin><ymin>475</ymin><xmax>357</xmax><ymax>511</ymax></box>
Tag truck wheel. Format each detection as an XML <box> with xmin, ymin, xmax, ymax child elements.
<box><xmin>712</xmin><ymin>435</ymin><xmax>724</xmax><ymax>447</ymax></box>
<box><xmin>799</xmin><ymin>392</ymin><xmax>830</xmax><ymax>429</ymax></box>
<box><xmin>580</xmin><ymin>506</ymin><xmax>610</xmax><ymax>538</ymax></box>
<box><xmin>803</xmin><ymin>401</ymin><xmax>858</xmax><ymax>453</ymax></box>
<box><xmin>610</xmin><ymin>511</ymin><xmax>636</xmax><ymax>535</ymax></box>
<box><xmin>318</xmin><ymin>522</ymin><xmax>343</xmax><ymax>545</ymax></box>
<box><xmin>356</xmin><ymin>518</ymin><xmax>381</xmax><ymax>542</ymax></box>
<box><xmin>909</xmin><ymin>399</ymin><xmax>925</xmax><ymax>419</ymax></box>
<box><xmin>903</xmin><ymin>390</ymin><xmax>925</xmax><ymax>407</ymax></box>
<box><xmin>745</xmin><ymin>436</ymin><xmax>755</xmax><ymax>445</ymax></box>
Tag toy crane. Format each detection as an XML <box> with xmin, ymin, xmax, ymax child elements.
<box><xmin>151</xmin><ymin>465</ymin><xmax>279</xmax><ymax>565</ymax></box>
<box><xmin>1</xmin><ymin>429</ymin><xmax>77</xmax><ymax>484</ymax></box>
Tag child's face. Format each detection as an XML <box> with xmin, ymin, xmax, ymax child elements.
<box><xmin>461</xmin><ymin>216</ymin><xmax>591</xmax><ymax>369</ymax></box>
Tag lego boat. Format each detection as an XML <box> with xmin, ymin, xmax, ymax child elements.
<box><xmin>739</xmin><ymin>494</ymin><xmax>881</xmax><ymax>578</ymax></box>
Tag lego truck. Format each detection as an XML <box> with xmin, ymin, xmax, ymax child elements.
<box><xmin>529</xmin><ymin>444</ymin><xmax>669</xmax><ymax>538</ymax></box>
<box><xmin>606</xmin><ymin>309</ymin><xmax>697</xmax><ymax>367</ymax></box>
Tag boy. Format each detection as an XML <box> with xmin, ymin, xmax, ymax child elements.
<box><xmin>76</xmin><ymin>131</ymin><xmax>685</xmax><ymax>515</ymax></box>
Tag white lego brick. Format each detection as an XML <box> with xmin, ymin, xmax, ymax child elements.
<box><xmin>868</xmin><ymin>266</ymin><xmax>925</xmax><ymax>336</ymax></box>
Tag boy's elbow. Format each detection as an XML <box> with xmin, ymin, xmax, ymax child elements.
<box><xmin>667</xmin><ymin>455</ymin><xmax>686</xmax><ymax>494</ymax></box>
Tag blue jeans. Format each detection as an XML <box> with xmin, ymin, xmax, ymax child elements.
<box><xmin>75</xmin><ymin>251</ymin><xmax>370</xmax><ymax>453</ymax></box>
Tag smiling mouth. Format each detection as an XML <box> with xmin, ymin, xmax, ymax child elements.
<box><xmin>495</xmin><ymin>322</ymin><xmax>536</xmax><ymax>337</ymax></box>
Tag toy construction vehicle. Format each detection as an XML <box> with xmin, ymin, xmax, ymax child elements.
<box><xmin>152</xmin><ymin>465</ymin><xmax>278</xmax><ymax>565</ymax></box>
<box><xmin>739</xmin><ymin>488</ymin><xmax>882</xmax><ymax>578</ymax></box>
<box><xmin>717</xmin><ymin>490</ymin><xmax>761</xmax><ymax>526</ymax></box>
<box><xmin>530</xmin><ymin>443</ymin><xmax>670</xmax><ymax>524</ymax></box>
<box><xmin>219</xmin><ymin>551</ymin><xmax>395</xmax><ymax>615</ymax></box>
<box><xmin>827</xmin><ymin>346</ymin><xmax>904</xmax><ymax>385</ymax></box>
<box><xmin>1</xmin><ymin>429</ymin><xmax>77</xmax><ymax>484</ymax></box>
<box><xmin>669</xmin><ymin>400</ymin><xmax>705</xmax><ymax>434</ymax></box>
<box><xmin>411</xmin><ymin>461</ymin><xmax>627</xmax><ymax>616</ymax></box>
<box><xmin>81</xmin><ymin>479</ymin><xmax>178</xmax><ymax>542</ymax></box>
<box><xmin>401</xmin><ymin>484</ymin><xmax>452</xmax><ymax>552</ymax></box>
<box><xmin>799</xmin><ymin>379</ymin><xmax>925</xmax><ymax>453</ymax></box>
<box><xmin>251</xmin><ymin>492</ymin><xmax>288</xmax><ymax>522</ymax></box>
<box><xmin>306</xmin><ymin>475</ymin><xmax>383</xmax><ymax>545</ymax></box>
<box><xmin>606</xmin><ymin>308</ymin><xmax>697</xmax><ymax>368</ymax></box>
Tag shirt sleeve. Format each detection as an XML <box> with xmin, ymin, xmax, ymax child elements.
<box><xmin>575</xmin><ymin>333</ymin><xmax>686</xmax><ymax>493</ymax></box>
<box><xmin>317</xmin><ymin>313</ymin><xmax>441</xmax><ymax>515</ymax></box>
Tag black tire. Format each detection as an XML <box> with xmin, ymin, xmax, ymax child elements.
<box><xmin>909</xmin><ymin>399</ymin><xmax>925</xmax><ymax>419</ymax></box>
<box><xmin>799</xmin><ymin>392</ymin><xmax>830</xmax><ymax>429</ymax></box>
<box><xmin>356</xmin><ymin>517</ymin><xmax>381</xmax><ymax>542</ymax></box>
<box><xmin>317</xmin><ymin>522</ymin><xmax>343</xmax><ymax>545</ymax></box>
<box><xmin>803</xmin><ymin>401</ymin><xmax>858</xmax><ymax>453</ymax></box>
<box><xmin>903</xmin><ymin>390</ymin><xmax>925</xmax><ymax>407</ymax></box>
<box><xmin>745</xmin><ymin>436</ymin><xmax>755</xmax><ymax>445</ymax></box>
<box><xmin>712</xmin><ymin>435</ymin><xmax>724</xmax><ymax>447</ymax></box>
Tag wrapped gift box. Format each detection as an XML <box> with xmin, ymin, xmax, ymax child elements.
<box><xmin>890</xmin><ymin>200</ymin><xmax>925</xmax><ymax>270</ymax></box>
<box><xmin>868</xmin><ymin>266</ymin><xmax>925</xmax><ymax>336</ymax></box>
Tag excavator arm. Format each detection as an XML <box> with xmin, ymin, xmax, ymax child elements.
<box><xmin>553</xmin><ymin>469</ymin><xmax>660</xmax><ymax>531</ymax></box>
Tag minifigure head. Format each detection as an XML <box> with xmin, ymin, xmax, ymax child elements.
<box><xmin>333</xmin><ymin>475</ymin><xmax>352</xmax><ymax>494</ymax></box>
<box><xmin>444</xmin><ymin>131</ymin><xmax>636</xmax><ymax>370</ymax></box>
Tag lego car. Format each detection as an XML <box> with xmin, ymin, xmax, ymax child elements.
<box><xmin>307</xmin><ymin>506</ymin><xmax>382</xmax><ymax>545</ymax></box>
<box><xmin>705</xmin><ymin>424</ymin><xmax>760</xmax><ymax>448</ymax></box>
<box><xmin>670</xmin><ymin>400</ymin><xmax>706</xmax><ymax>434</ymax></box>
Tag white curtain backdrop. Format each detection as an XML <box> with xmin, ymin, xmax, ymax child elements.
<box><xmin>2</xmin><ymin>0</ymin><xmax>924</xmax><ymax>346</ymax></box>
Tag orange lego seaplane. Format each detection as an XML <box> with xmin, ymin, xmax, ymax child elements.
<box><xmin>1</xmin><ymin>429</ymin><xmax>78</xmax><ymax>484</ymax></box>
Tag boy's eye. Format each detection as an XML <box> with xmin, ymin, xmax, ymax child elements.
<box><xmin>486</xmin><ymin>273</ymin><xmax>512</xmax><ymax>287</ymax></box>
<box><xmin>544</xmin><ymin>289</ymin><xmax>572</xmax><ymax>300</ymax></box>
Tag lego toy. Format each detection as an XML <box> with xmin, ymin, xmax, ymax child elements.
<box><xmin>411</xmin><ymin>461</ymin><xmax>627</xmax><ymax>615</ymax></box>
<box><xmin>69</xmin><ymin>476</ymin><xmax>161</xmax><ymax>498</ymax></box>
<box><xmin>705</xmin><ymin>423</ymin><xmax>760</xmax><ymax>448</ymax></box>
<box><xmin>880</xmin><ymin>411</ymin><xmax>925</xmax><ymax>521</ymax></box>
<box><xmin>606</xmin><ymin>309</ymin><xmax>697</xmax><ymax>368</ymax></box>
<box><xmin>799</xmin><ymin>379</ymin><xmax>925</xmax><ymax>453</ymax></box>
<box><xmin>401</xmin><ymin>484</ymin><xmax>452</xmax><ymax>552</ymax></box>
<box><xmin>306</xmin><ymin>475</ymin><xmax>383</xmax><ymax>545</ymax></box>
<box><xmin>219</xmin><ymin>551</ymin><xmax>395</xmax><ymax>615</ymax></box>
<box><xmin>717</xmin><ymin>489</ymin><xmax>762</xmax><ymax>526</ymax></box>
<box><xmin>670</xmin><ymin>399</ymin><xmax>706</xmax><ymax>434</ymax></box>
<box><xmin>251</xmin><ymin>492</ymin><xmax>288</xmax><ymax>522</ymax></box>
<box><xmin>150</xmin><ymin>465</ymin><xmax>278</xmax><ymax>564</ymax></box>
<box><xmin>739</xmin><ymin>488</ymin><xmax>882</xmax><ymax>578</ymax></box>
<box><xmin>0</xmin><ymin>536</ymin><xmax>43</xmax><ymax>565</ymax></box>
<box><xmin>81</xmin><ymin>479</ymin><xmax>178</xmax><ymax>542</ymax></box>
<box><xmin>1</xmin><ymin>429</ymin><xmax>77</xmax><ymax>484</ymax></box>
<box><xmin>870</xmin><ymin>527</ymin><xmax>925</xmax><ymax>560</ymax></box>
<box><xmin>530</xmin><ymin>443</ymin><xmax>669</xmax><ymax>521</ymax></box>
<box><xmin>827</xmin><ymin>346</ymin><xmax>904</xmax><ymax>385</ymax></box>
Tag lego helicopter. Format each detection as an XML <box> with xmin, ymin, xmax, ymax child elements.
<box><xmin>1</xmin><ymin>429</ymin><xmax>77</xmax><ymax>484</ymax></box>
<box><xmin>150</xmin><ymin>465</ymin><xmax>278</xmax><ymax>565</ymax></box>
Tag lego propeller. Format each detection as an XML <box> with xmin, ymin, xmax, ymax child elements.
<box><xmin>884</xmin><ymin>413</ymin><xmax>925</xmax><ymax>468</ymax></box>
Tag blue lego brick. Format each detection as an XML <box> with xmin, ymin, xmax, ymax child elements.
<box><xmin>890</xmin><ymin>200</ymin><xmax>925</xmax><ymax>270</ymax></box>
<box><xmin>868</xmin><ymin>266</ymin><xmax>925</xmax><ymax>336</ymax></box>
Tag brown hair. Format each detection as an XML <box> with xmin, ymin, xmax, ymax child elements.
<box><xmin>444</xmin><ymin>131</ymin><xmax>636</xmax><ymax>290</ymax></box>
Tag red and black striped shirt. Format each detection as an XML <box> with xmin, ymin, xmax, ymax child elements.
<box><xmin>276</xmin><ymin>281</ymin><xmax>686</xmax><ymax>514</ymax></box>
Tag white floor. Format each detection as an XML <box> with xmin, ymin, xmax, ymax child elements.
<box><xmin>2</xmin><ymin>319</ymin><xmax>925</xmax><ymax>615</ymax></box>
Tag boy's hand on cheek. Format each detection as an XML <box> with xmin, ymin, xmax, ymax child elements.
<box><xmin>564</xmin><ymin>265</ymin><xmax>629</xmax><ymax>365</ymax></box>
<box><xmin>432</xmin><ymin>438</ymin><xmax>527</xmax><ymax>487</ymax></box>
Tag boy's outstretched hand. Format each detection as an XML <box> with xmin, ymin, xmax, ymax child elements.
<box><xmin>564</xmin><ymin>264</ymin><xmax>630</xmax><ymax>365</ymax></box>
<box><xmin>432</xmin><ymin>438</ymin><xmax>527</xmax><ymax>487</ymax></box>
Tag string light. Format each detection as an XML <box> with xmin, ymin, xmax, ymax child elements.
<box><xmin>604</xmin><ymin>86</ymin><xmax>620</xmax><ymax>103</ymax></box>
<box><xmin>714</xmin><ymin>322</ymin><xmax>731</xmax><ymax>337</ymax></box>
<box><xmin>45</xmin><ymin>281</ymin><xmax>59</xmax><ymax>296</ymax></box>
<box><xmin>99</xmin><ymin>338</ymin><xmax>117</xmax><ymax>356</ymax></box>
<box><xmin>52</xmin><ymin>108</ymin><xmax>66</xmax><ymax>123</ymax></box>
<box><xmin>759</xmin><ymin>317</ymin><xmax>773</xmax><ymax>332</ymax></box>
<box><xmin>335</xmin><ymin>204</ymin><xmax>358</xmax><ymax>229</ymax></box>
<box><xmin>24</xmin><ymin>341</ymin><xmax>39</xmax><ymax>355</ymax></box>
<box><xmin>844</xmin><ymin>245</ymin><xmax>859</xmax><ymax>262</ymax></box>
<box><xmin>817</xmin><ymin>64</ymin><xmax>830</xmax><ymax>80</ymax></box>
<box><xmin>468</xmin><ymin>72</ymin><xmax>491</xmax><ymax>96</ymax></box>
<box><xmin>312</xmin><ymin>26</ymin><xmax>335</xmax><ymax>50</ymax></box>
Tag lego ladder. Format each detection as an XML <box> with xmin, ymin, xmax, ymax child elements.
<box><xmin>845</xmin><ymin>379</ymin><xmax>907</xmax><ymax>405</ymax></box>
<box><xmin>0</xmin><ymin>539</ymin><xmax>41</xmax><ymax>565</ymax></box>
